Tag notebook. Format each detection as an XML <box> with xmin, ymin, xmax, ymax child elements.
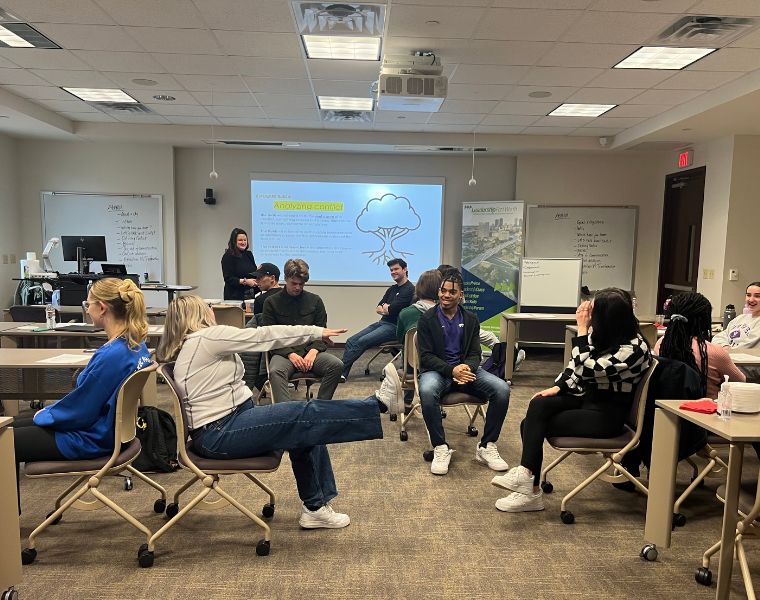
<box><xmin>54</xmin><ymin>324</ymin><xmax>104</xmax><ymax>333</ymax></box>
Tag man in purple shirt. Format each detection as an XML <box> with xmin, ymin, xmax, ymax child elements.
<box><xmin>415</xmin><ymin>270</ymin><xmax>511</xmax><ymax>476</ymax></box>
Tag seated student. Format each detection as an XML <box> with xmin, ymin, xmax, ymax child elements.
<box><xmin>340</xmin><ymin>258</ymin><xmax>414</xmax><ymax>381</ymax></box>
<box><xmin>157</xmin><ymin>295</ymin><xmax>385</xmax><ymax>529</ymax></box>
<box><xmin>492</xmin><ymin>289</ymin><xmax>651</xmax><ymax>513</ymax></box>
<box><xmin>396</xmin><ymin>269</ymin><xmax>442</xmax><ymax>344</ymax></box>
<box><xmin>251</xmin><ymin>262</ymin><xmax>282</xmax><ymax>315</ymax></box>
<box><xmin>12</xmin><ymin>278</ymin><xmax>152</xmax><ymax>511</ymax></box>
<box><xmin>261</xmin><ymin>258</ymin><xmax>343</xmax><ymax>402</ymax></box>
<box><xmin>712</xmin><ymin>281</ymin><xmax>760</xmax><ymax>348</ymax></box>
<box><xmin>416</xmin><ymin>270</ymin><xmax>511</xmax><ymax>476</ymax></box>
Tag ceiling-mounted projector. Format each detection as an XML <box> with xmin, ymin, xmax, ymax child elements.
<box><xmin>377</xmin><ymin>54</ymin><xmax>447</xmax><ymax>112</ymax></box>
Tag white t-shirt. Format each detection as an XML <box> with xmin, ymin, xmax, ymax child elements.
<box><xmin>712</xmin><ymin>313</ymin><xmax>760</xmax><ymax>349</ymax></box>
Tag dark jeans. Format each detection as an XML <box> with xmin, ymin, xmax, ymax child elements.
<box><xmin>520</xmin><ymin>392</ymin><xmax>631</xmax><ymax>485</ymax></box>
<box><xmin>192</xmin><ymin>397</ymin><xmax>383</xmax><ymax>507</ymax></box>
<box><xmin>13</xmin><ymin>416</ymin><xmax>65</xmax><ymax>512</ymax></box>
<box><xmin>341</xmin><ymin>320</ymin><xmax>397</xmax><ymax>379</ymax></box>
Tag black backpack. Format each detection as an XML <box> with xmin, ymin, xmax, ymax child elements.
<box><xmin>481</xmin><ymin>342</ymin><xmax>508</xmax><ymax>380</ymax></box>
<box><xmin>133</xmin><ymin>406</ymin><xmax>178</xmax><ymax>473</ymax></box>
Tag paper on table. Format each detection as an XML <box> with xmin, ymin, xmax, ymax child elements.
<box><xmin>729</xmin><ymin>353</ymin><xmax>760</xmax><ymax>363</ymax></box>
<box><xmin>148</xmin><ymin>325</ymin><xmax>163</xmax><ymax>333</ymax></box>
<box><xmin>36</xmin><ymin>354</ymin><xmax>91</xmax><ymax>364</ymax></box>
<box><xmin>14</xmin><ymin>324</ymin><xmax>42</xmax><ymax>331</ymax></box>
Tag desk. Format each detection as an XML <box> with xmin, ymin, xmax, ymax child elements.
<box><xmin>500</xmin><ymin>313</ymin><xmax>577</xmax><ymax>381</ymax></box>
<box><xmin>0</xmin><ymin>417</ymin><xmax>21</xmax><ymax>599</ymax></box>
<box><xmin>644</xmin><ymin>400</ymin><xmax>760</xmax><ymax>600</ymax></box>
<box><xmin>140</xmin><ymin>284</ymin><xmax>196</xmax><ymax>302</ymax></box>
<box><xmin>727</xmin><ymin>348</ymin><xmax>760</xmax><ymax>366</ymax></box>
<box><xmin>0</xmin><ymin>323</ymin><xmax>164</xmax><ymax>348</ymax></box>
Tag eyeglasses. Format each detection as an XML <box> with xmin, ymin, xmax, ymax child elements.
<box><xmin>82</xmin><ymin>300</ymin><xmax>98</xmax><ymax>309</ymax></box>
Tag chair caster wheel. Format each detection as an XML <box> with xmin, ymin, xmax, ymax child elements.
<box><xmin>400</xmin><ymin>431</ymin><xmax>408</xmax><ymax>442</ymax></box>
<box><xmin>262</xmin><ymin>503</ymin><xmax>275</xmax><ymax>519</ymax></box>
<box><xmin>540</xmin><ymin>481</ymin><xmax>553</xmax><ymax>494</ymax></box>
<box><xmin>441</xmin><ymin>410</ymin><xmax>447</xmax><ymax>419</ymax></box>
<box><xmin>640</xmin><ymin>544</ymin><xmax>658</xmax><ymax>561</ymax></box>
<box><xmin>364</xmin><ymin>368</ymin><xmax>370</xmax><ymax>375</ymax></box>
<box><xmin>467</xmin><ymin>426</ymin><xmax>478</xmax><ymax>437</ymax></box>
<box><xmin>673</xmin><ymin>512</ymin><xmax>686</xmax><ymax>527</ymax></box>
<box><xmin>154</xmin><ymin>499</ymin><xmax>167</xmax><ymax>514</ymax></box>
<box><xmin>21</xmin><ymin>548</ymin><xmax>37</xmax><ymax>565</ymax></box>
<box><xmin>165</xmin><ymin>503</ymin><xmax>179</xmax><ymax>519</ymax></box>
<box><xmin>256</xmin><ymin>539</ymin><xmax>271</xmax><ymax>556</ymax></box>
<box><xmin>137</xmin><ymin>543</ymin><xmax>154</xmax><ymax>568</ymax></box>
<box><xmin>423</xmin><ymin>450</ymin><xmax>434</xmax><ymax>462</ymax></box>
<box><xmin>46</xmin><ymin>510</ymin><xmax>62</xmax><ymax>525</ymax></box>
<box><xmin>389</xmin><ymin>413</ymin><xmax>397</xmax><ymax>422</ymax></box>
<box><xmin>124</xmin><ymin>476</ymin><xmax>133</xmax><ymax>491</ymax></box>
<box><xmin>560</xmin><ymin>510</ymin><xmax>575</xmax><ymax>524</ymax></box>
<box><xmin>695</xmin><ymin>567</ymin><xmax>712</xmax><ymax>586</ymax></box>
<box><xmin>1</xmin><ymin>588</ymin><xmax>19</xmax><ymax>600</ymax></box>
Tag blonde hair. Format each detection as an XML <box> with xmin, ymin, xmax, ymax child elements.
<box><xmin>283</xmin><ymin>258</ymin><xmax>309</xmax><ymax>282</ymax></box>
<box><xmin>89</xmin><ymin>278</ymin><xmax>148</xmax><ymax>349</ymax></box>
<box><xmin>156</xmin><ymin>295</ymin><xmax>215</xmax><ymax>363</ymax></box>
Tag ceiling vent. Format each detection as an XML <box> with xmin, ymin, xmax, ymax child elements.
<box><xmin>91</xmin><ymin>102</ymin><xmax>153</xmax><ymax>114</ymax></box>
<box><xmin>294</xmin><ymin>2</ymin><xmax>384</xmax><ymax>35</ymax></box>
<box><xmin>655</xmin><ymin>15</ymin><xmax>758</xmax><ymax>47</ymax></box>
<box><xmin>216</xmin><ymin>140</ymin><xmax>285</xmax><ymax>147</ymax></box>
<box><xmin>321</xmin><ymin>109</ymin><xmax>372</xmax><ymax>122</ymax></box>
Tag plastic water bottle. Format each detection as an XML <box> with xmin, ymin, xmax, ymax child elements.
<box><xmin>631</xmin><ymin>296</ymin><xmax>637</xmax><ymax>314</ymax></box>
<box><xmin>723</xmin><ymin>304</ymin><xmax>736</xmax><ymax>328</ymax></box>
<box><xmin>718</xmin><ymin>377</ymin><xmax>732</xmax><ymax>421</ymax></box>
<box><xmin>45</xmin><ymin>303</ymin><xmax>56</xmax><ymax>329</ymax></box>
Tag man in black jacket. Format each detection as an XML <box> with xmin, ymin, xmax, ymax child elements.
<box><xmin>417</xmin><ymin>270</ymin><xmax>510</xmax><ymax>476</ymax></box>
<box><xmin>340</xmin><ymin>258</ymin><xmax>414</xmax><ymax>381</ymax></box>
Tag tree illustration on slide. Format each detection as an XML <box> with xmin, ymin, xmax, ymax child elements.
<box><xmin>356</xmin><ymin>193</ymin><xmax>421</xmax><ymax>264</ymax></box>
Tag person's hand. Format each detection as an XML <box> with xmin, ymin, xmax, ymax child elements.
<box><xmin>381</xmin><ymin>303</ymin><xmax>390</xmax><ymax>314</ymax></box>
<box><xmin>452</xmin><ymin>364</ymin><xmax>476</xmax><ymax>384</ymax></box>
<box><xmin>244</xmin><ymin>278</ymin><xmax>257</xmax><ymax>287</ymax></box>
<box><xmin>576</xmin><ymin>300</ymin><xmax>592</xmax><ymax>334</ymax></box>
<box><xmin>531</xmin><ymin>386</ymin><xmax>560</xmax><ymax>401</ymax></box>
<box><xmin>288</xmin><ymin>352</ymin><xmax>306</xmax><ymax>371</ymax></box>
<box><xmin>375</xmin><ymin>305</ymin><xmax>385</xmax><ymax>315</ymax></box>
<box><xmin>322</xmin><ymin>328</ymin><xmax>347</xmax><ymax>346</ymax></box>
<box><xmin>302</xmin><ymin>349</ymin><xmax>318</xmax><ymax>371</ymax></box>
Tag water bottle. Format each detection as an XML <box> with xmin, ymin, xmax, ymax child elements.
<box><xmin>45</xmin><ymin>303</ymin><xmax>56</xmax><ymax>329</ymax></box>
<box><xmin>723</xmin><ymin>304</ymin><xmax>736</xmax><ymax>329</ymax></box>
<box><xmin>717</xmin><ymin>381</ymin><xmax>732</xmax><ymax>421</ymax></box>
<box><xmin>631</xmin><ymin>296</ymin><xmax>637</xmax><ymax>314</ymax></box>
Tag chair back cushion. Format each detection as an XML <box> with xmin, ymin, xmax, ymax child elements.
<box><xmin>626</xmin><ymin>358</ymin><xmax>658</xmax><ymax>431</ymax></box>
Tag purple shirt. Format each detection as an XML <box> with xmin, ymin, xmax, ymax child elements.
<box><xmin>436</xmin><ymin>305</ymin><xmax>464</xmax><ymax>366</ymax></box>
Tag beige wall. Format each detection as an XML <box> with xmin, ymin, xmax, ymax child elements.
<box><xmin>0</xmin><ymin>133</ymin><xmax>20</xmax><ymax>305</ymax></box>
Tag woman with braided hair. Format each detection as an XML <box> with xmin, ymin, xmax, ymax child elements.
<box><xmin>655</xmin><ymin>291</ymin><xmax>744</xmax><ymax>398</ymax></box>
<box><xmin>12</xmin><ymin>277</ymin><xmax>152</xmax><ymax>511</ymax></box>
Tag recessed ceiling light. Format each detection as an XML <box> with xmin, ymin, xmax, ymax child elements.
<box><xmin>318</xmin><ymin>96</ymin><xmax>374</xmax><ymax>111</ymax></box>
<box><xmin>548</xmin><ymin>103</ymin><xmax>616</xmax><ymax>117</ymax></box>
<box><xmin>397</xmin><ymin>115</ymin><xmax>406</xmax><ymax>119</ymax></box>
<box><xmin>425</xmin><ymin>20</ymin><xmax>440</xmax><ymax>26</ymax></box>
<box><xmin>152</xmin><ymin>94</ymin><xmax>175</xmax><ymax>101</ymax></box>
<box><xmin>682</xmin><ymin>127</ymin><xmax>692</xmax><ymax>131</ymax></box>
<box><xmin>614</xmin><ymin>46</ymin><xmax>716</xmax><ymax>70</ymax></box>
<box><xmin>302</xmin><ymin>34</ymin><xmax>381</xmax><ymax>60</ymax></box>
<box><xmin>132</xmin><ymin>78</ymin><xmax>158</xmax><ymax>86</ymax></box>
<box><xmin>283</xmin><ymin>142</ymin><xmax>302</xmax><ymax>148</ymax></box>
<box><xmin>62</xmin><ymin>88</ymin><xmax>138</xmax><ymax>103</ymax></box>
<box><xmin>528</xmin><ymin>91</ymin><xmax>552</xmax><ymax>98</ymax></box>
<box><xmin>0</xmin><ymin>23</ymin><xmax>59</xmax><ymax>48</ymax></box>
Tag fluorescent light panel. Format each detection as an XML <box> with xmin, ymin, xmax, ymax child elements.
<box><xmin>614</xmin><ymin>46</ymin><xmax>716</xmax><ymax>70</ymax></box>
<box><xmin>549</xmin><ymin>103</ymin><xmax>616</xmax><ymax>117</ymax></box>
<box><xmin>0</xmin><ymin>23</ymin><xmax>59</xmax><ymax>48</ymax></box>
<box><xmin>62</xmin><ymin>88</ymin><xmax>138</xmax><ymax>103</ymax></box>
<box><xmin>0</xmin><ymin>25</ymin><xmax>32</xmax><ymax>47</ymax></box>
<box><xmin>318</xmin><ymin>96</ymin><xmax>374</xmax><ymax>111</ymax></box>
<box><xmin>302</xmin><ymin>35</ymin><xmax>380</xmax><ymax>60</ymax></box>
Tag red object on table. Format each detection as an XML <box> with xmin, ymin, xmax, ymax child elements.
<box><xmin>679</xmin><ymin>399</ymin><xmax>717</xmax><ymax>414</ymax></box>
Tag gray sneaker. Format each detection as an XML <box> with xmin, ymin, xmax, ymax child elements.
<box><xmin>299</xmin><ymin>504</ymin><xmax>350</xmax><ymax>529</ymax></box>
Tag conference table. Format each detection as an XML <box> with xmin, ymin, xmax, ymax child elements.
<box><xmin>140</xmin><ymin>283</ymin><xmax>196</xmax><ymax>302</ymax></box>
<box><xmin>644</xmin><ymin>400</ymin><xmax>760</xmax><ymax>600</ymax></box>
<box><xmin>0</xmin><ymin>322</ymin><xmax>164</xmax><ymax>349</ymax></box>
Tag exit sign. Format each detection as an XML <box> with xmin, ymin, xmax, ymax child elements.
<box><xmin>678</xmin><ymin>149</ymin><xmax>693</xmax><ymax>168</ymax></box>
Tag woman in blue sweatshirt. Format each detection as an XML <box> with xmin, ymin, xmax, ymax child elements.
<box><xmin>13</xmin><ymin>277</ymin><xmax>151</xmax><ymax>511</ymax></box>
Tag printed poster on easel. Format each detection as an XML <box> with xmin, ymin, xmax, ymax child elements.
<box><xmin>461</xmin><ymin>202</ymin><xmax>524</xmax><ymax>338</ymax></box>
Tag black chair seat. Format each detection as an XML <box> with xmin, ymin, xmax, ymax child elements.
<box><xmin>441</xmin><ymin>392</ymin><xmax>486</xmax><ymax>406</ymax></box>
<box><xmin>25</xmin><ymin>438</ymin><xmax>141</xmax><ymax>476</ymax></box>
<box><xmin>182</xmin><ymin>448</ymin><xmax>284</xmax><ymax>473</ymax></box>
<box><xmin>548</xmin><ymin>427</ymin><xmax>634</xmax><ymax>451</ymax></box>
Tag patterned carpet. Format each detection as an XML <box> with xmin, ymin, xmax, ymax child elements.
<box><xmin>13</xmin><ymin>349</ymin><xmax>759</xmax><ymax>599</ymax></box>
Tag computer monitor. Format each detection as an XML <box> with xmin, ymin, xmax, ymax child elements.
<box><xmin>61</xmin><ymin>236</ymin><xmax>107</xmax><ymax>274</ymax></box>
<box><xmin>101</xmin><ymin>263</ymin><xmax>127</xmax><ymax>276</ymax></box>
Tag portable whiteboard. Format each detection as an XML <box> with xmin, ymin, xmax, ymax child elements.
<box><xmin>41</xmin><ymin>192</ymin><xmax>163</xmax><ymax>280</ymax></box>
<box><xmin>519</xmin><ymin>257</ymin><xmax>582</xmax><ymax>309</ymax></box>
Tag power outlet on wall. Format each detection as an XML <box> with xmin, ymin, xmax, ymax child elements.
<box><xmin>703</xmin><ymin>268</ymin><xmax>714</xmax><ymax>280</ymax></box>
<box><xmin>728</xmin><ymin>268</ymin><xmax>739</xmax><ymax>281</ymax></box>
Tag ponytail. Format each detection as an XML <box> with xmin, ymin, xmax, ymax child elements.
<box><xmin>89</xmin><ymin>277</ymin><xmax>148</xmax><ymax>349</ymax></box>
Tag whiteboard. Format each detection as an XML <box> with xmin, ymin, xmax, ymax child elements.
<box><xmin>525</xmin><ymin>206</ymin><xmax>636</xmax><ymax>291</ymax></box>
<box><xmin>41</xmin><ymin>192</ymin><xmax>163</xmax><ymax>280</ymax></box>
<box><xmin>519</xmin><ymin>258</ymin><xmax>582</xmax><ymax>308</ymax></box>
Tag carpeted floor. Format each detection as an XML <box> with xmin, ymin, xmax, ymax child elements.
<box><xmin>13</xmin><ymin>349</ymin><xmax>760</xmax><ymax>599</ymax></box>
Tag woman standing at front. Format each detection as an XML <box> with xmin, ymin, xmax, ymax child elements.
<box><xmin>221</xmin><ymin>227</ymin><xmax>257</xmax><ymax>300</ymax></box>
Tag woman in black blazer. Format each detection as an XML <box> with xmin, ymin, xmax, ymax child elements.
<box><xmin>221</xmin><ymin>227</ymin><xmax>258</xmax><ymax>300</ymax></box>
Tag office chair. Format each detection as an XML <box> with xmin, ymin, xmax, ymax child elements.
<box><xmin>146</xmin><ymin>364</ymin><xmax>283</xmax><ymax>564</ymax></box>
<box><xmin>540</xmin><ymin>359</ymin><xmax>658</xmax><ymax>524</ymax></box>
<box><xmin>364</xmin><ymin>340</ymin><xmax>403</xmax><ymax>377</ymax></box>
<box><xmin>20</xmin><ymin>364</ymin><xmax>167</xmax><ymax>566</ymax></box>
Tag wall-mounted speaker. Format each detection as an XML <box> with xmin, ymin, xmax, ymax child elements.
<box><xmin>204</xmin><ymin>187</ymin><xmax>216</xmax><ymax>205</ymax></box>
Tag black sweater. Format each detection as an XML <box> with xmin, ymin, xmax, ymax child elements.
<box><xmin>416</xmin><ymin>306</ymin><xmax>481</xmax><ymax>379</ymax></box>
<box><xmin>221</xmin><ymin>250</ymin><xmax>257</xmax><ymax>300</ymax></box>
<box><xmin>378</xmin><ymin>280</ymin><xmax>414</xmax><ymax>324</ymax></box>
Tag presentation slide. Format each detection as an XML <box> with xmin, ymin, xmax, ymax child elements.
<box><xmin>251</xmin><ymin>177</ymin><xmax>443</xmax><ymax>284</ymax></box>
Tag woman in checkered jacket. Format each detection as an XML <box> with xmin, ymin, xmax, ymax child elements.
<box><xmin>491</xmin><ymin>288</ymin><xmax>652</xmax><ymax>513</ymax></box>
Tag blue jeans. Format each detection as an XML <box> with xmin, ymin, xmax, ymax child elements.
<box><xmin>341</xmin><ymin>320</ymin><xmax>397</xmax><ymax>379</ymax></box>
<box><xmin>192</xmin><ymin>398</ymin><xmax>383</xmax><ymax>507</ymax></box>
<box><xmin>419</xmin><ymin>368</ymin><xmax>510</xmax><ymax>449</ymax></box>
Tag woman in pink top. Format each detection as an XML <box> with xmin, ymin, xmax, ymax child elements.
<box><xmin>655</xmin><ymin>292</ymin><xmax>745</xmax><ymax>398</ymax></box>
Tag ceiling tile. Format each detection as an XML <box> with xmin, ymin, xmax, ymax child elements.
<box><xmin>475</xmin><ymin>125</ymin><xmax>525</xmax><ymax>134</ymax></box>
<box><xmin>522</xmin><ymin>126</ymin><xmax>577</xmax><ymax>135</ymax></box>
<box><xmin>2</xmin><ymin>85</ymin><xmax>76</xmax><ymax>101</ymax></box>
<box><xmin>480</xmin><ymin>114</ymin><xmax>540</xmax><ymax>126</ymax></box>
<box><xmin>244</xmin><ymin>77</ymin><xmax>313</xmax><ymax>95</ymax></box>
<box><xmin>560</xmin><ymin>11</ymin><xmax>676</xmax><ymax>44</ymax></box>
<box><xmin>502</xmin><ymin>86</ymin><xmax>577</xmax><ymax>102</ymax></box>
<box><xmin>307</xmin><ymin>60</ymin><xmax>380</xmax><ymax>81</ymax></box>
<box><xmin>154</xmin><ymin>53</ymin><xmax>238</xmax><ymax>75</ymax></box>
<box><xmin>688</xmin><ymin>0</ymin><xmax>760</xmax><ymax>17</ymax></box>
<box><xmin>591</xmin><ymin>0</ymin><xmax>697</xmax><ymax>12</ymax></box>
<box><xmin>422</xmin><ymin>124</ymin><xmax>476</xmax><ymax>132</ymax></box>
<box><xmin>569</xmin><ymin>127</ymin><xmax>624</xmax><ymax>136</ymax></box>
<box><xmin>493</xmin><ymin>0</ymin><xmax>592</xmax><ymax>7</ymax></box>
<box><xmin>111</xmin><ymin>113</ymin><xmax>171</xmax><ymax>124</ymax></box>
<box><xmin>322</xmin><ymin>121</ymin><xmax>375</xmax><ymax>131</ymax></box>
<box><xmin>144</xmin><ymin>103</ymin><xmax>210</xmax><ymax>116</ymax></box>
<box><xmin>731</xmin><ymin>27</ymin><xmax>760</xmax><ymax>49</ymax></box>
<box><xmin>33</xmin><ymin>23</ymin><xmax>143</xmax><ymax>51</ymax></box>
<box><xmin>256</xmin><ymin>94</ymin><xmax>317</xmax><ymax>110</ymax></box>
<box><xmin>191</xmin><ymin>91</ymin><xmax>259</xmax><ymax>106</ymax></box>
<box><xmin>269</xmin><ymin>119</ymin><xmax>323</xmax><ymax>129</ymax></box>
<box><xmin>388</xmin><ymin>5</ymin><xmax>485</xmax><ymax>39</ymax></box>
<box><xmin>373</xmin><ymin>122</ymin><xmax>426</xmax><ymax>132</ymax></box>
<box><xmin>61</xmin><ymin>111</ymin><xmax>117</xmax><ymax>122</ymax></box>
<box><xmin>428</xmin><ymin>113</ymin><xmax>484</xmax><ymax>125</ymax></box>
<box><xmin>588</xmin><ymin>69</ymin><xmax>674</xmax><ymax>88</ymax></box>
<box><xmin>35</xmin><ymin>99</ymin><xmax>101</xmax><ymax>113</ymax></box>
<box><xmin>231</xmin><ymin>57</ymin><xmax>308</xmax><ymax>78</ymax></box>
<box><xmin>30</xmin><ymin>69</ymin><xmax>117</xmax><ymax>88</ymax></box>
<box><xmin>655</xmin><ymin>70</ymin><xmax>742</xmax><ymax>90</ymax></box>
<box><xmin>105</xmin><ymin>72</ymin><xmax>183</xmax><ymax>89</ymax></box>
<box><xmin>450</xmin><ymin>64</ymin><xmax>530</xmax><ymax>85</ymax></box>
<box><xmin>175</xmin><ymin>74</ymin><xmax>249</xmax><ymax>91</ymax></box>
<box><xmin>126</xmin><ymin>89</ymin><xmax>199</xmax><ymax>104</ymax></box>
<box><xmin>2</xmin><ymin>0</ymin><xmax>114</xmax><ymax>24</ymax></box>
<box><xmin>492</xmin><ymin>101</ymin><xmax>558</xmax><ymax>115</ymax></box>
<box><xmin>125</xmin><ymin>27</ymin><xmax>222</xmax><ymax>55</ymax></box>
<box><xmin>0</xmin><ymin>55</ymin><xmax>17</xmax><ymax>68</ymax></box>
<box><xmin>582</xmin><ymin>116</ymin><xmax>646</xmax><ymax>127</ymax></box>
<box><xmin>209</xmin><ymin>106</ymin><xmax>266</xmax><ymax>118</ymax></box>
<box><xmin>217</xmin><ymin>117</ymin><xmax>273</xmax><ymax>127</ymax></box>
<box><xmin>0</xmin><ymin>49</ymin><xmax>91</xmax><ymax>70</ymax></box>
<box><xmin>374</xmin><ymin>111</ymin><xmax>432</xmax><ymax>123</ymax></box>
<box><xmin>96</xmin><ymin>0</ymin><xmax>205</xmax><ymax>27</ymax></box>
<box><xmin>565</xmin><ymin>87</ymin><xmax>643</xmax><ymax>103</ymax></box>
<box><xmin>262</xmin><ymin>107</ymin><xmax>320</xmax><ymax>120</ymax></box>
<box><xmin>392</xmin><ymin>0</ymin><xmax>492</xmax><ymax>6</ymax></box>
<box><xmin>311</xmin><ymin>79</ymin><xmax>374</xmax><ymax>97</ymax></box>
<box><xmin>537</xmin><ymin>43</ymin><xmax>638</xmax><ymax>68</ymax></box>
<box><xmin>440</xmin><ymin>99</ymin><xmax>498</xmax><ymax>114</ymax></box>
<box><xmin>475</xmin><ymin>8</ymin><xmax>584</xmax><ymax>41</ymax></box>
<box><xmin>192</xmin><ymin>0</ymin><xmax>295</xmax><ymax>32</ymax></box>
<box><xmin>72</xmin><ymin>50</ymin><xmax>165</xmax><ymax>73</ymax></box>
<box><xmin>0</xmin><ymin>68</ymin><xmax>55</xmax><ymax>86</ymax></box>
<box><xmin>519</xmin><ymin>66</ymin><xmax>603</xmax><ymax>87</ymax></box>
<box><xmin>688</xmin><ymin>48</ymin><xmax>760</xmax><ymax>72</ymax></box>
<box><xmin>629</xmin><ymin>88</ymin><xmax>705</xmax><ymax>104</ymax></box>
<box><xmin>213</xmin><ymin>31</ymin><xmax>303</xmax><ymax>58</ymax></box>
<box><xmin>446</xmin><ymin>84</ymin><xmax>513</xmax><ymax>101</ymax></box>
<box><xmin>604</xmin><ymin>104</ymin><xmax>670</xmax><ymax>117</ymax></box>
<box><xmin>533</xmin><ymin>115</ymin><xmax>595</xmax><ymax>127</ymax></box>
<box><xmin>165</xmin><ymin>116</ymin><xmax>220</xmax><ymax>125</ymax></box>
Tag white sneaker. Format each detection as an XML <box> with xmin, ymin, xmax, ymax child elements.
<box><xmin>431</xmin><ymin>444</ymin><xmax>454</xmax><ymax>475</ymax></box>
<box><xmin>475</xmin><ymin>442</ymin><xmax>509</xmax><ymax>471</ymax></box>
<box><xmin>491</xmin><ymin>465</ymin><xmax>534</xmax><ymax>495</ymax></box>
<box><xmin>299</xmin><ymin>504</ymin><xmax>350</xmax><ymax>529</ymax></box>
<box><xmin>514</xmin><ymin>349</ymin><xmax>526</xmax><ymax>372</ymax></box>
<box><xmin>495</xmin><ymin>490</ymin><xmax>545</xmax><ymax>513</ymax></box>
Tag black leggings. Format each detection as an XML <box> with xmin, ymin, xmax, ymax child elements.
<box><xmin>520</xmin><ymin>393</ymin><xmax>631</xmax><ymax>485</ymax></box>
<box><xmin>13</xmin><ymin>416</ymin><xmax>65</xmax><ymax>512</ymax></box>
